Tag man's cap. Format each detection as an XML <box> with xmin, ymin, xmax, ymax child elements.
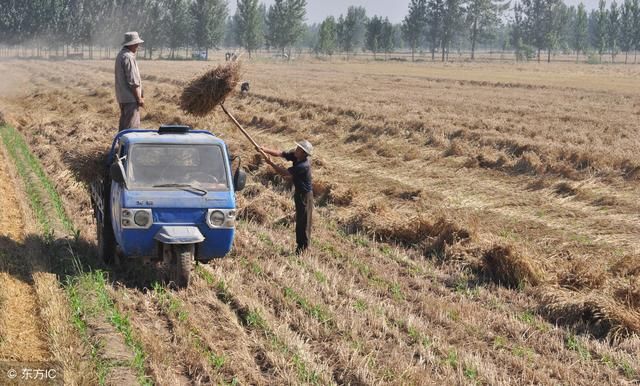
<box><xmin>123</xmin><ymin>32</ymin><xmax>144</xmax><ymax>46</ymax></box>
<box><xmin>295</xmin><ymin>140</ymin><xmax>313</xmax><ymax>156</ymax></box>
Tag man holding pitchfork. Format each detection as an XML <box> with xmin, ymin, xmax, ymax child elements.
<box><xmin>261</xmin><ymin>141</ymin><xmax>314</xmax><ymax>255</ymax></box>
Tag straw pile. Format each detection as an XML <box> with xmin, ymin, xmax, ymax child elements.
<box><xmin>62</xmin><ymin>144</ymin><xmax>109</xmax><ymax>184</ymax></box>
<box><xmin>481</xmin><ymin>244</ymin><xmax>542</xmax><ymax>288</ymax></box>
<box><xmin>180</xmin><ymin>61</ymin><xmax>241</xmax><ymax>116</ymax></box>
<box><xmin>538</xmin><ymin>286</ymin><xmax>640</xmax><ymax>339</ymax></box>
<box><xmin>558</xmin><ymin>259</ymin><xmax>606</xmax><ymax>291</ymax></box>
<box><xmin>424</xmin><ymin>218</ymin><xmax>472</xmax><ymax>257</ymax></box>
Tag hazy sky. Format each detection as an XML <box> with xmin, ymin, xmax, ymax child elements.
<box><xmin>228</xmin><ymin>0</ymin><xmax>411</xmax><ymax>24</ymax></box>
<box><xmin>227</xmin><ymin>0</ymin><xmax>602</xmax><ymax>24</ymax></box>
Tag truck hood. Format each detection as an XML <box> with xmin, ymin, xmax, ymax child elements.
<box><xmin>123</xmin><ymin>189</ymin><xmax>235</xmax><ymax>209</ymax></box>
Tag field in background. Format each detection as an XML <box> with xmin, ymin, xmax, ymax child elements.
<box><xmin>3</xmin><ymin>45</ymin><xmax>640</xmax><ymax>64</ymax></box>
<box><xmin>0</xmin><ymin>58</ymin><xmax>639</xmax><ymax>385</ymax></box>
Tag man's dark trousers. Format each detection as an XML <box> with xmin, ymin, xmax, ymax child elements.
<box><xmin>294</xmin><ymin>191</ymin><xmax>313</xmax><ymax>253</ymax></box>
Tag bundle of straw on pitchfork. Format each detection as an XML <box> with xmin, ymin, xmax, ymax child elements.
<box><xmin>179</xmin><ymin>60</ymin><xmax>268</xmax><ymax>158</ymax></box>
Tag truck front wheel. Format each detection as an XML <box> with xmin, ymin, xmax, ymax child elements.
<box><xmin>172</xmin><ymin>244</ymin><xmax>194</xmax><ymax>288</ymax></box>
<box><xmin>97</xmin><ymin>221</ymin><xmax>116</xmax><ymax>264</ymax></box>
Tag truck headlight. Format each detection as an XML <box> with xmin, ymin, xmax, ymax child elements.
<box><xmin>134</xmin><ymin>210</ymin><xmax>151</xmax><ymax>227</ymax></box>
<box><xmin>209</xmin><ymin>210</ymin><xmax>225</xmax><ymax>227</ymax></box>
<box><xmin>122</xmin><ymin>209</ymin><xmax>152</xmax><ymax>229</ymax></box>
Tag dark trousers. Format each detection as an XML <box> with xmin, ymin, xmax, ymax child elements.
<box><xmin>294</xmin><ymin>191</ymin><xmax>313</xmax><ymax>253</ymax></box>
<box><xmin>119</xmin><ymin>102</ymin><xmax>140</xmax><ymax>131</ymax></box>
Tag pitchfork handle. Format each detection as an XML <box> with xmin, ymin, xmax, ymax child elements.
<box><xmin>220</xmin><ymin>104</ymin><xmax>269</xmax><ymax>159</ymax></box>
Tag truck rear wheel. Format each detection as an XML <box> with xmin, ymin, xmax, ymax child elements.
<box><xmin>172</xmin><ymin>244</ymin><xmax>193</xmax><ymax>288</ymax></box>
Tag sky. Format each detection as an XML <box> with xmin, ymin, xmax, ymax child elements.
<box><xmin>227</xmin><ymin>0</ymin><xmax>411</xmax><ymax>24</ymax></box>
<box><xmin>227</xmin><ymin>0</ymin><xmax>602</xmax><ymax>25</ymax></box>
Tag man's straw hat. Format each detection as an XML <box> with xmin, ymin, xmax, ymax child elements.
<box><xmin>122</xmin><ymin>32</ymin><xmax>144</xmax><ymax>46</ymax></box>
<box><xmin>295</xmin><ymin>140</ymin><xmax>313</xmax><ymax>156</ymax></box>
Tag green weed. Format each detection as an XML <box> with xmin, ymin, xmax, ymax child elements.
<box><xmin>512</xmin><ymin>345</ymin><xmax>535</xmax><ymax>360</ymax></box>
<box><xmin>313</xmin><ymin>270</ymin><xmax>327</xmax><ymax>284</ymax></box>
<box><xmin>464</xmin><ymin>364</ymin><xmax>478</xmax><ymax>380</ymax></box>
<box><xmin>283</xmin><ymin>286</ymin><xmax>332</xmax><ymax>325</ymax></box>
<box><xmin>493</xmin><ymin>335</ymin><xmax>508</xmax><ymax>350</ymax></box>
<box><xmin>445</xmin><ymin>350</ymin><xmax>458</xmax><ymax>368</ymax></box>
<box><xmin>353</xmin><ymin>299</ymin><xmax>367</xmax><ymax>312</ymax></box>
<box><xmin>390</xmin><ymin>282</ymin><xmax>404</xmax><ymax>301</ymax></box>
<box><xmin>566</xmin><ymin>334</ymin><xmax>591</xmax><ymax>361</ymax></box>
<box><xmin>292</xmin><ymin>354</ymin><xmax>321</xmax><ymax>384</ymax></box>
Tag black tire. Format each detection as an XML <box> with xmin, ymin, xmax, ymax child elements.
<box><xmin>172</xmin><ymin>244</ymin><xmax>193</xmax><ymax>288</ymax></box>
<box><xmin>97</xmin><ymin>176</ymin><xmax>117</xmax><ymax>264</ymax></box>
<box><xmin>97</xmin><ymin>220</ymin><xmax>117</xmax><ymax>265</ymax></box>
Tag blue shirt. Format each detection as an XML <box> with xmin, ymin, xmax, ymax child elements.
<box><xmin>283</xmin><ymin>151</ymin><xmax>312</xmax><ymax>194</ymax></box>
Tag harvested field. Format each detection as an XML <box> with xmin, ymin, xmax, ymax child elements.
<box><xmin>0</xmin><ymin>58</ymin><xmax>639</xmax><ymax>384</ymax></box>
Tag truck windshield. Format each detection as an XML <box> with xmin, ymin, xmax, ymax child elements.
<box><xmin>127</xmin><ymin>144</ymin><xmax>229</xmax><ymax>191</ymax></box>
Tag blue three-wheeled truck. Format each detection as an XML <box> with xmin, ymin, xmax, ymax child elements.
<box><xmin>90</xmin><ymin>125</ymin><xmax>246</xmax><ymax>287</ymax></box>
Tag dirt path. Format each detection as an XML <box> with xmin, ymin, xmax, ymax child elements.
<box><xmin>0</xmin><ymin>144</ymin><xmax>49</xmax><ymax>362</ymax></box>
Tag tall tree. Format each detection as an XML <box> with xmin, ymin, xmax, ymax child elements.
<box><xmin>140</xmin><ymin>0</ymin><xmax>165</xmax><ymax>59</ymax></box>
<box><xmin>440</xmin><ymin>0</ymin><xmax>464</xmax><ymax>61</ymax></box>
<box><xmin>265</xmin><ymin>0</ymin><xmax>307</xmax><ymax>57</ymax></box>
<box><xmin>336</xmin><ymin>6</ymin><xmax>368</xmax><ymax>57</ymax></box>
<box><xmin>572</xmin><ymin>3</ymin><xmax>588</xmax><ymax>61</ymax></box>
<box><xmin>620</xmin><ymin>0</ymin><xmax>634</xmax><ymax>62</ymax></box>
<box><xmin>191</xmin><ymin>0</ymin><xmax>228</xmax><ymax>58</ymax></box>
<box><xmin>608</xmin><ymin>0</ymin><xmax>620</xmax><ymax>61</ymax></box>
<box><xmin>235</xmin><ymin>0</ymin><xmax>263</xmax><ymax>57</ymax></box>
<box><xmin>426</xmin><ymin>0</ymin><xmax>445</xmax><ymax>60</ymax></box>
<box><xmin>366</xmin><ymin>15</ymin><xmax>384</xmax><ymax>58</ymax></box>
<box><xmin>316</xmin><ymin>16</ymin><xmax>337</xmax><ymax>56</ymax></box>
<box><xmin>164</xmin><ymin>0</ymin><xmax>191</xmax><ymax>58</ymax></box>
<box><xmin>593</xmin><ymin>0</ymin><xmax>608</xmax><ymax>61</ymax></box>
<box><xmin>402</xmin><ymin>0</ymin><xmax>428</xmax><ymax>61</ymax></box>
<box><xmin>467</xmin><ymin>0</ymin><xmax>509</xmax><ymax>59</ymax></box>
<box><xmin>521</xmin><ymin>0</ymin><xmax>548</xmax><ymax>61</ymax></box>
<box><xmin>544</xmin><ymin>0</ymin><xmax>567</xmax><ymax>62</ymax></box>
<box><xmin>380</xmin><ymin>17</ymin><xmax>395</xmax><ymax>58</ymax></box>
<box><xmin>511</xmin><ymin>1</ymin><xmax>528</xmax><ymax>60</ymax></box>
<box><xmin>632</xmin><ymin>0</ymin><xmax>640</xmax><ymax>62</ymax></box>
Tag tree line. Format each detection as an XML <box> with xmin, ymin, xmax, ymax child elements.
<box><xmin>1</xmin><ymin>0</ymin><xmax>639</xmax><ymax>63</ymax></box>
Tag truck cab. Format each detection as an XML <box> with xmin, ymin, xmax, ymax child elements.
<box><xmin>91</xmin><ymin>125</ymin><xmax>246</xmax><ymax>287</ymax></box>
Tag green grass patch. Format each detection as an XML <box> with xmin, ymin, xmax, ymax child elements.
<box><xmin>518</xmin><ymin>310</ymin><xmax>536</xmax><ymax>324</ymax></box>
<box><xmin>464</xmin><ymin>364</ymin><xmax>478</xmax><ymax>381</ymax></box>
<box><xmin>292</xmin><ymin>354</ymin><xmax>321</xmax><ymax>385</ymax></box>
<box><xmin>0</xmin><ymin>125</ymin><xmax>52</xmax><ymax>233</ymax></box>
<box><xmin>152</xmin><ymin>282</ymin><xmax>234</xmax><ymax>377</ymax></box>
<box><xmin>152</xmin><ymin>282</ymin><xmax>188</xmax><ymax>321</ymax></box>
<box><xmin>445</xmin><ymin>350</ymin><xmax>458</xmax><ymax>368</ymax></box>
<box><xmin>196</xmin><ymin>262</ymin><xmax>326</xmax><ymax>384</ymax></box>
<box><xmin>390</xmin><ymin>282</ymin><xmax>404</xmax><ymax>300</ymax></box>
<box><xmin>566</xmin><ymin>334</ymin><xmax>591</xmax><ymax>361</ymax></box>
<box><xmin>512</xmin><ymin>345</ymin><xmax>535</xmax><ymax>360</ymax></box>
<box><xmin>0</xmin><ymin>124</ymin><xmax>75</xmax><ymax>234</ymax></box>
<box><xmin>493</xmin><ymin>335</ymin><xmax>508</xmax><ymax>350</ymax></box>
<box><xmin>353</xmin><ymin>299</ymin><xmax>367</xmax><ymax>312</ymax></box>
<box><xmin>313</xmin><ymin>270</ymin><xmax>327</xmax><ymax>284</ymax></box>
<box><xmin>406</xmin><ymin>324</ymin><xmax>431</xmax><ymax>349</ymax></box>
<box><xmin>92</xmin><ymin>271</ymin><xmax>152</xmax><ymax>385</ymax></box>
<box><xmin>66</xmin><ymin>271</ymin><xmax>152</xmax><ymax>386</ymax></box>
<box><xmin>66</xmin><ymin>275</ymin><xmax>110</xmax><ymax>385</ymax></box>
<box><xmin>283</xmin><ymin>286</ymin><xmax>333</xmax><ymax>325</ymax></box>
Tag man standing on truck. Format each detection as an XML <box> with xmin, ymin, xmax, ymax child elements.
<box><xmin>115</xmin><ymin>31</ymin><xmax>144</xmax><ymax>131</ymax></box>
<box><xmin>261</xmin><ymin>141</ymin><xmax>314</xmax><ymax>255</ymax></box>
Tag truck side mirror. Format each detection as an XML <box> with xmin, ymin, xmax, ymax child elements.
<box><xmin>233</xmin><ymin>168</ymin><xmax>246</xmax><ymax>191</ymax></box>
<box><xmin>110</xmin><ymin>162</ymin><xmax>126</xmax><ymax>185</ymax></box>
